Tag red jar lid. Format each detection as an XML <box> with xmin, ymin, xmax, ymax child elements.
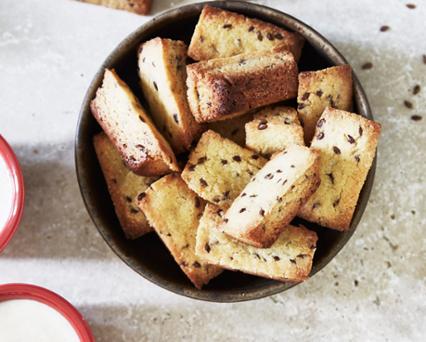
<box><xmin>0</xmin><ymin>135</ymin><xmax>24</xmax><ymax>253</ymax></box>
<box><xmin>0</xmin><ymin>283</ymin><xmax>94</xmax><ymax>342</ymax></box>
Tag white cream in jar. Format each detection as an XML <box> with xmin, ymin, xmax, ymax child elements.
<box><xmin>0</xmin><ymin>299</ymin><xmax>80</xmax><ymax>342</ymax></box>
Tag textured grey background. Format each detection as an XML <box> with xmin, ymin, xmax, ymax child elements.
<box><xmin>0</xmin><ymin>0</ymin><xmax>425</xmax><ymax>341</ymax></box>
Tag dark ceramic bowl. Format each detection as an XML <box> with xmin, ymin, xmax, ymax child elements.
<box><xmin>75</xmin><ymin>1</ymin><xmax>375</xmax><ymax>302</ymax></box>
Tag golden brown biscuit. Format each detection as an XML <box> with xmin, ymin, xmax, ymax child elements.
<box><xmin>297</xmin><ymin>65</ymin><xmax>353</xmax><ymax>143</ymax></box>
<box><xmin>186</xmin><ymin>49</ymin><xmax>298</xmax><ymax>123</ymax></box>
<box><xmin>245</xmin><ymin>106</ymin><xmax>304</xmax><ymax>156</ymax></box>
<box><xmin>91</xmin><ymin>69</ymin><xmax>179</xmax><ymax>176</ymax></box>
<box><xmin>138</xmin><ymin>38</ymin><xmax>201</xmax><ymax>153</ymax></box>
<box><xmin>181</xmin><ymin>130</ymin><xmax>266</xmax><ymax>209</ymax></box>
<box><xmin>93</xmin><ymin>132</ymin><xmax>157</xmax><ymax>239</ymax></box>
<box><xmin>222</xmin><ymin>145</ymin><xmax>320</xmax><ymax>248</ymax></box>
<box><xmin>188</xmin><ymin>5</ymin><xmax>304</xmax><ymax>61</ymax></box>
<box><xmin>298</xmin><ymin>107</ymin><xmax>381</xmax><ymax>231</ymax></box>
<box><xmin>78</xmin><ymin>0</ymin><xmax>151</xmax><ymax>15</ymax></box>
<box><xmin>196</xmin><ymin>204</ymin><xmax>318</xmax><ymax>282</ymax></box>
<box><xmin>138</xmin><ymin>174</ymin><xmax>222</xmax><ymax>289</ymax></box>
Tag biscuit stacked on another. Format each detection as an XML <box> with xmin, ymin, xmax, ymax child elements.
<box><xmin>93</xmin><ymin>132</ymin><xmax>157</xmax><ymax>239</ymax></box>
<box><xmin>181</xmin><ymin>130</ymin><xmax>266</xmax><ymax>209</ymax></box>
<box><xmin>91</xmin><ymin>69</ymin><xmax>179</xmax><ymax>176</ymax></box>
<box><xmin>297</xmin><ymin>65</ymin><xmax>353</xmax><ymax>143</ymax></box>
<box><xmin>138</xmin><ymin>38</ymin><xmax>201</xmax><ymax>153</ymax></box>
<box><xmin>90</xmin><ymin>5</ymin><xmax>381</xmax><ymax>289</ymax></box>
<box><xmin>138</xmin><ymin>174</ymin><xmax>223</xmax><ymax>289</ymax></box>
<box><xmin>222</xmin><ymin>145</ymin><xmax>320</xmax><ymax>248</ymax></box>
<box><xmin>196</xmin><ymin>204</ymin><xmax>317</xmax><ymax>282</ymax></box>
<box><xmin>245</xmin><ymin>106</ymin><xmax>305</xmax><ymax>156</ymax></box>
<box><xmin>186</xmin><ymin>49</ymin><xmax>298</xmax><ymax>122</ymax></box>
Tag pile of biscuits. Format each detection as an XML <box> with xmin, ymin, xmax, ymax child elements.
<box><xmin>91</xmin><ymin>6</ymin><xmax>381</xmax><ymax>289</ymax></box>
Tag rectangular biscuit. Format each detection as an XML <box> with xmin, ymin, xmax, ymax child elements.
<box><xmin>137</xmin><ymin>174</ymin><xmax>222</xmax><ymax>289</ymax></box>
<box><xmin>297</xmin><ymin>65</ymin><xmax>353</xmax><ymax>143</ymax></box>
<box><xmin>138</xmin><ymin>38</ymin><xmax>201</xmax><ymax>153</ymax></box>
<box><xmin>188</xmin><ymin>5</ymin><xmax>304</xmax><ymax>61</ymax></box>
<box><xmin>206</xmin><ymin>111</ymin><xmax>254</xmax><ymax>146</ymax></box>
<box><xmin>181</xmin><ymin>130</ymin><xmax>266</xmax><ymax>209</ymax></box>
<box><xmin>93</xmin><ymin>132</ymin><xmax>157</xmax><ymax>239</ymax></box>
<box><xmin>186</xmin><ymin>49</ymin><xmax>298</xmax><ymax>123</ymax></box>
<box><xmin>245</xmin><ymin>106</ymin><xmax>305</xmax><ymax>157</ymax></box>
<box><xmin>78</xmin><ymin>0</ymin><xmax>151</xmax><ymax>15</ymax></box>
<box><xmin>196</xmin><ymin>204</ymin><xmax>318</xmax><ymax>282</ymax></box>
<box><xmin>298</xmin><ymin>107</ymin><xmax>381</xmax><ymax>231</ymax></box>
<box><xmin>222</xmin><ymin>145</ymin><xmax>320</xmax><ymax>248</ymax></box>
<box><xmin>91</xmin><ymin>69</ymin><xmax>179</xmax><ymax>176</ymax></box>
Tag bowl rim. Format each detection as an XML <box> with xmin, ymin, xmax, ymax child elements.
<box><xmin>0</xmin><ymin>283</ymin><xmax>94</xmax><ymax>341</ymax></box>
<box><xmin>75</xmin><ymin>0</ymin><xmax>375</xmax><ymax>302</ymax></box>
<box><xmin>0</xmin><ymin>134</ymin><xmax>25</xmax><ymax>254</ymax></box>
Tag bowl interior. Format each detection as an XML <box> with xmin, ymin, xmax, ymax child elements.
<box><xmin>75</xmin><ymin>1</ymin><xmax>374</xmax><ymax>302</ymax></box>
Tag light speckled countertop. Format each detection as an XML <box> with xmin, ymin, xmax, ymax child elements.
<box><xmin>0</xmin><ymin>0</ymin><xmax>425</xmax><ymax>341</ymax></box>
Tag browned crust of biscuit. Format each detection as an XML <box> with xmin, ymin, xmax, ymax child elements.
<box><xmin>217</xmin><ymin>261</ymin><xmax>309</xmax><ymax>283</ymax></box>
<box><xmin>79</xmin><ymin>0</ymin><xmax>151</xmax><ymax>15</ymax></box>
<box><xmin>93</xmin><ymin>133</ymin><xmax>152</xmax><ymax>239</ymax></box>
<box><xmin>224</xmin><ymin>227</ymin><xmax>317</xmax><ymax>282</ymax></box>
<box><xmin>298</xmin><ymin>64</ymin><xmax>352</xmax><ymax>84</ymax></box>
<box><xmin>188</xmin><ymin>5</ymin><xmax>304</xmax><ymax>61</ymax></box>
<box><xmin>186</xmin><ymin>50</ymin><xmax>298</xmax><ymax>123</ymax></box>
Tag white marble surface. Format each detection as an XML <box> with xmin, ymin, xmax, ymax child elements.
<box><xmin>0</xmin><ymin>0</ymin><xmax>425</xmax><ymax>341</ymax></box>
